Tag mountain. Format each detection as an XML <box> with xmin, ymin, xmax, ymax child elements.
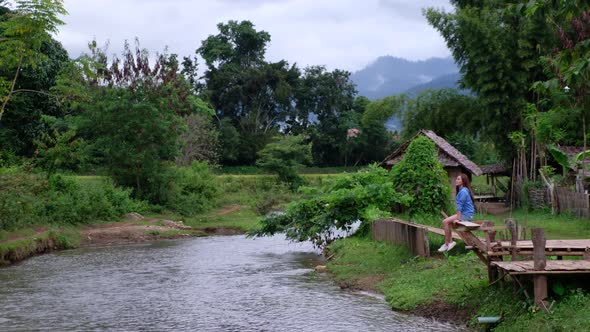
<box><xmin>403</xmin><ymin>72</ymin><xmax>462</xmax><ymax>96</ymax></box>
<box><xmin>351</xmin><ymin>56</ymin><xmax>459</xmax><ymax>100</ymax></box>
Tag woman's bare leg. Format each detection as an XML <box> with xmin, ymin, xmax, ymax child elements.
<box><xmin>442</xmin><ymin>214</ymin><xmax>459</xmax><ymax>245</ymax></box>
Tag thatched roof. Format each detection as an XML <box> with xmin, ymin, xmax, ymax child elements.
<box><xmin>480</xmin><ymin>162</ymin><xmax>511</xmax><ymax>175</ymax></box>
<box><xmin>382</xmin><ymin>130</ymin><xmax>483</xmax><ymax>176</ymax></box>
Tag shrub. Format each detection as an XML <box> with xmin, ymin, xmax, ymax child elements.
<box><xmin>0</xmin><ymin>168</ymin><xmax>148</xmax><ymax>230</ymax></box>
<box><xmin>166</xmin><ymin>162</ymin><xmax>219</xmax><ymax>216</ymax></box>
<box><xmin>0</xmin><ymin>169</ymin><xmax>45</xmax><ymax>230</ymax></box>
<box><xmin>390</xmin><ymin>136</ymin><xmax>452</xmax><ymax>216</ymax></box>
<box><xmin>256</xmin><ymin>135</ymin><xmax>311</xmax><ymax>190</ymax></box>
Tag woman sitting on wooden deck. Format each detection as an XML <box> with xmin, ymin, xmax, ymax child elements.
<box><xmin>438</xmin><ymin>173</ymin><xmax>475</xmax><ymax>252</ymax></box>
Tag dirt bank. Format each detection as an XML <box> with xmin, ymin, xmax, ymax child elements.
<box><xmin>0</xmin><ymin>207</ymin><xmax>247</xmax><ymax>266</ymax></box>
<box><xmin>334</xmin><ymin>263</ymin><xmax>473</xmax><ymax>325</ymax></box>
<box><xmin>80</xmin><ymin>214</ymin><xmax>245</xmax><ymax>247</ymax></box>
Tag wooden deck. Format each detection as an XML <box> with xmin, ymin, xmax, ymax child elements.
<box><xmin>487</xmin><ymin>239</ymin><xmax>590</xmax><ymax>257</ymax></box>
<box><xmin>372</xmin><ymin>217</ymin><xmax>590</xmax><ymax>312</ymax></box>
<box><xmin>492</xmin><ymin>260</ymin><xmax>590</xmax><ymax>275</ymax></box>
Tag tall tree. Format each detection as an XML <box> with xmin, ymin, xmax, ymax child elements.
<box><xmin>425</xmin><ymin>1</ymin><xmax>556</xmax><ymax>159</ymax></box>
<box><xmin>198</xmin><ymin>20</ymin><xmax>300</xmax><ymax>164</ymax></box>
<box><xmin>0</xmin><ymin>37</ymin><xmax>69</xmax><ymax>155</ymax></box>
<box><xmin>0</xmin><ymin>0</ymin><xmax>67</xmax><ymax>122</ymax></box>
<box><xmin>401</xmin><ymin>89</ymin><xmax>481</xmax><ymax>140</ymax></box>
<box><xmin>55</xmin><ymin>40</ymin><xmax>204</xmax><ymax>202</ymax></box>
<box><xmin>295</xmin><ymin>66</ymin><xmax>357</xmax><ymax>166</ymax></box>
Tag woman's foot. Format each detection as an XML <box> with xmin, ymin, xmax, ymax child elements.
<box><xmin>446</xmin><ymin>241</ymin><xmax>457</xmax><ymax>252</ymax></box>
<box><xmin>437</xmin><ymin>243</ymin><xmax>449</xmax><ymax>252</ymax></box>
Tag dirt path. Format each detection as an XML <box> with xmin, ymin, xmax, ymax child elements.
<box><xmin>0</xmin><ymin>226</ymin><xmax>49</xmax><ymax>246</ymax></box>
<box><xmin>207</xmin><ymin>204</ymin><xmax>240</xmax><ymax>217</ymax></box>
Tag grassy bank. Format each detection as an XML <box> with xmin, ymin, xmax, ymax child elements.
<box><xmin>327</xmin><ymin>216</ymin><xmax>590</xmax><ymax>331</ymax></box>
<box><xmin>0</xmin><ymin>170</ymin><xmax>336</xmax><ymax>266</ymax></box>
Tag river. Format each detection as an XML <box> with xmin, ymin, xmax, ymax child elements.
<box><xmin>0</xmin><ymin>235</ymin><xmax>470</xmax><ymax>331</ymax></box>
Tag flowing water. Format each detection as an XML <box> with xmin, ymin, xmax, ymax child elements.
<box><xmin>0</xmin><ymin>235</ymin><xmax>471</xmax><ymax>331</ymax></box>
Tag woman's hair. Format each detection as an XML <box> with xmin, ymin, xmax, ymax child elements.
<box><xmin>456</xmin><ymin>173</ymin><xmax>475</xmax><ymax>203</ymax></box>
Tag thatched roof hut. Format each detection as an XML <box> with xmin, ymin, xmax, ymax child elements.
<box><xmin>381</xmin><ymin>130</ymin><xmax>482</xmax><ymax>195</ymax></box>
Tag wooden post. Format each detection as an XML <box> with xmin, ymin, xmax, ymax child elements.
<box><xmin>506</xmin><ymin>218</ymin><xmax>517</xmax><ymax>261</ymax></box>
<box><xmin>532</xmin><ymin>228</ymin><xmax>548</xmax><ymax>311</ymax></box>
<box><xmin>482</xmin><ymin>221</ymin><xmax>498</xmax><ymax>283</ymax></box>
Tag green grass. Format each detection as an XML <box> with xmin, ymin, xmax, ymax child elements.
<box><xmin>328</xmin><ymin>235</ymin><xmax>590</xmax><ymax>331</ymax></box>
<box><xmin>0</xmin><ymin>227</ymin><xmax>39</xmax><ymax>243</ymax></box>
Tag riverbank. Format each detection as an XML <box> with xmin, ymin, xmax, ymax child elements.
<box><xmin>325</xmin><ymin>235</ymin><xmax>590</xmax><ymax>331</ymax></box>
<box><xmin>0</xmin><ymin>205</ymin><xmax>253</xmax><ymax>267</ymax></box>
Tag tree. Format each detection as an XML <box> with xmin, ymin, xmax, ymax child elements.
<box><xmin>358</xmin><ymin>95</ymin><xmax>405</xmax><ymax>163</ymax></box>
<box><xmin>0</xmin><ymin>38</ymin><xmax>69</xmax><ymax>155</ymax></box>
<box><xmin>295</xmin><ymin>66</ymin><xmax>357</xmax><ymax>166</ymax></box>
<box><xmin>527</xmin><ymin>3</ymin><xmax>590</xmax><ymax>185</ymax></box>
<box><xmin>55</xmin><ymin>40</ymin><xmax>203</xmax><ymax>203</ymax></box>
<box><xmin>177</xmin><ymin>112</ymin><xmax>220</xmax><ymax>166</ymax></box>
<box><xmin>425</xmin><ymin>1</ymin><xmax>556</xmax><ymax>160</ymax></box>
<box><xmin>198</xmin><ymin>20</ymin><xmax>300</xmax><ymax>164</ymax></box>
<box><xmin>256</xmin><ymin>135</ymin><xmax>311</xmax><ymax>189</ymax></box>
<box><xmin>252</xmin><ymin>164</ymin><xmax>411</xmax><ymax>248</ymax></box>
<box><xmin>401</xmin><ymin>89</ymin><xmax>481</xmax><ymax>140</ymax></box>
<box><xmin>0</xmin><ymin>0</ymin><xmax>67</xmax><ymax>122</ymax></box>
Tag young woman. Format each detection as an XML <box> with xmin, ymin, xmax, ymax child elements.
<box><xmin>438</xmin><ymin>173</ymin><xmax>475</xmax><ymax>252</ymax></box>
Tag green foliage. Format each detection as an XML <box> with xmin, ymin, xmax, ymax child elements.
<box><xmin>0</xmin><ymin>168</ymin><xmax>45</xmax><ymax>229</ymax></box>
<box><xmin>401</xmin><ymin>89</ymin><xmax>481</xmax><ymax>141</ymax></box>
<box><xmin>80</xmin><ymin>88</ymin><xmax>180</xmax><ymax>203</ymax></box>
<box><xmin>34</xmin><ymin>128</ymin><xmax>87</xmax><ymax>175</ymax></box>
<box><xmin>547</xmin><ymin>144</ymin><xmax>572</xmax><ymax>176</ymax></box>
<box><xmin>0</xmin><ymin>37</ymin><xmax>69</xmax><ymax>156</ymax></box>
<box><xmin>199</xmin><ymin>21</ymin><xmax>300</xmax><ymax>164</ymax></box>
<box><xmin>390</xmin><ymin>136</ymin><xmax>451</xmax><ymax>216</ymax></box>
<box><xmin>299</xmin><ymin>66</ymin><xmax>357</xmax><ymax>166</ymax></box>
<box><xmin>256</xmin><ymin>135</ymin><xmax>311</xmax><ymax>189</ymax></box>
<box><xmin>348</xmin><ymin>95</ymin><xmax>405</xmax><ymax>164</ymax></box>
<box><xmin>0</xmin><ymin>0</ymin><xmax>67</xmax><ymax>121</ymax></box>
<box><xmin>166</xmin><ymin>162</ymin><xmax>219</xmax><ymax>216</ymax></box>
<box><xmin>0</xmin><ymin>168</ymin><xmax>147</xmax><ymax>230</ymax></box>
<box><xmin>425</xmin><ymin>1</ymin><xmax>556</xmax><ymax>159</ymax></box>
<box><xmin>53</xmin><ymin>40</ymin><xmax>204</xmax><ymax>204</ymax></box>
<box><xmin>252</xmin><ymin>164</ymin><xmax>411</xmax><ymax>247</ymax></box>
<box><xmin>43</xmin><ymin>174</ymin><xmax>147</xmax><ymax>225</ymax></box>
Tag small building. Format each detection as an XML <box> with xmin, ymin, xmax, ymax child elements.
<box><xmin>479</xmin><ymin>162</ymin><xmax>511</xmax><ymax>199</ymax></box>
<box><xmin>381</xmin><ymin>130</ymin><xmax>482</xmax><ymax>196</ymax></box>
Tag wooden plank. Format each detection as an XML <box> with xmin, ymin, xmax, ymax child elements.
<box><xmin>492</xmin><ymin>260</ymin><xmax>590</xmax><ymax>272</ymax></box>
<box><xmin>455</xmin><ymin>221</ymin><xmax>481</xmax><ymax>230</ymax></box>
<box><xmin>389</xmin><ymin>218</ymin><xmax>462</xmax><ymax>240</ymax></box>
<box><xmin>488</xmin><ymin>250</ymin><xmax>587</xmax><ymax>257</ymax></box>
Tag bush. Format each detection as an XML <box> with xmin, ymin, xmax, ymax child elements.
<box><xmin>44</xmin><ymin>175</ymin><xmax>148</xmax><ymax>224</ymax></box>
<box><xmin>0</xmin><ymin>168</ymin><xmax>148</xmax><ymax>230</ymax></box>
<box><xmin>390</xmin><ymin>136</ymin><xmax>452</xmax><ymax>216</ymax></box>
<box><xmin>0</xmin><ymin>169</ymin><xmax>45</xmax><ymax>230</ymax></box>
<box><xmin>166</xmin><ymin>162</ymin><xmax>219</xmax><ymax>216</ymax></box>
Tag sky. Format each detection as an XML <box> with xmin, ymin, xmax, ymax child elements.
<box><xmin>52</xmin><ymin>0</ymin><xmax>454</xmax><ymax>73</ymax></box>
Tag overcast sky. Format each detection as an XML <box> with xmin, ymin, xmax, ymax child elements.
<box><xmin>53</xmin><ymin>0</ymin><xmax>453</xmax><ymax>73</ymax></box>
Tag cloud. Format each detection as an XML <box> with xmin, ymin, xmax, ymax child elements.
<box><xmin>55</xmin><ymin>0</ymin><xmax>452</xmax><ymax>72</ymax></box>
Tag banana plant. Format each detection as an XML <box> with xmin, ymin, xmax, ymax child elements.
<box><xmin>547</xmin><ymin>144</ymin><xmax>590</xmax><ymax>176</ymax></box>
